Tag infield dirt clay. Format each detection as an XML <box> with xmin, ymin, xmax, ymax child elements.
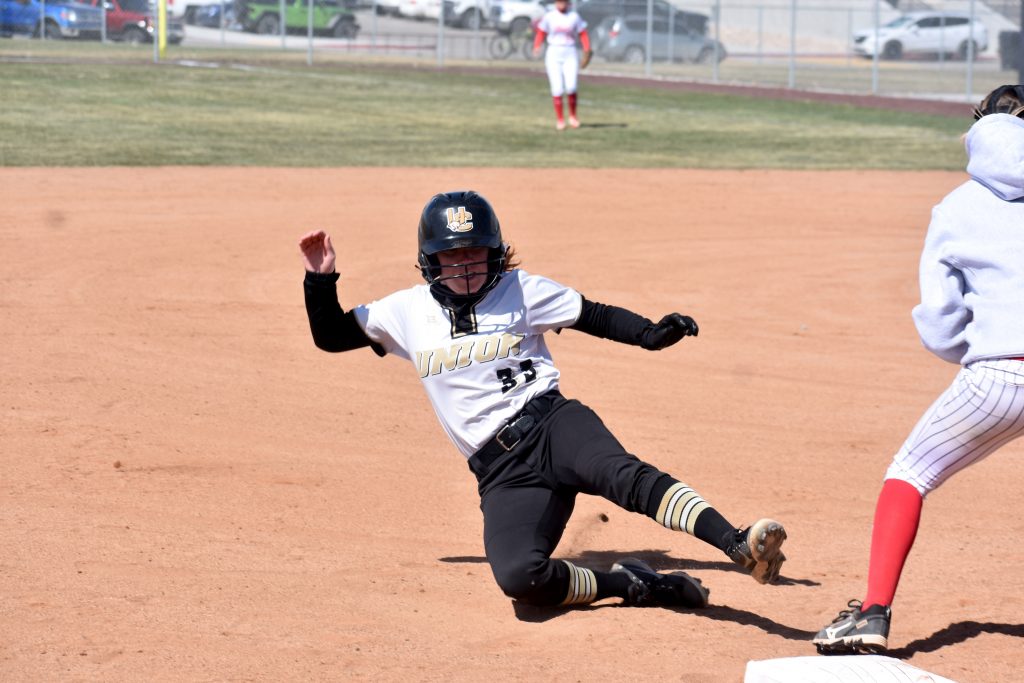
<box><xmin>2</xmin><ymin>167</ymin><xmax>1020</xmax><ymax>682</ymax></box>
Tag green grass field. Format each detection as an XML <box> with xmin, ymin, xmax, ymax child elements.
<box><xmin>0</xmin><ymin>40</ymin><xmax>971</xmax><ymax>168</ymax></box>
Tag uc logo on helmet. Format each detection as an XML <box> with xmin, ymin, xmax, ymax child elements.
<box><xmin>445</xmin><ymin>207</ymin><xmax>474</xmax><ymax>233</ymax></box>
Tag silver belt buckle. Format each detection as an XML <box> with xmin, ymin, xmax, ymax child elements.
<box><xmin>494</xmin><ymin>422</ymin><xmax>520</xmax><ymax>451</ymax></box>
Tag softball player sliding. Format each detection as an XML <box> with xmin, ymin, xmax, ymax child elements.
<box><xmin>300</xmin><ymin>190</ymin><xmax>787</xmax><ymax>610</ymax></box>
<box><xmin>533</xmin><ymin>0</ymin><xmax>591</xmax><ymax>131</ymax></box>
<box><xmin>814</xmin><ymin>85</ymin><xmax>1024</xmax><ymax>654</ymax></box>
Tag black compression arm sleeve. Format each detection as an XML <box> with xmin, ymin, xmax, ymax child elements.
<box><xmin>569</xmin><ymin>296</ymin><xmax>654</xmax><ymax>346</ymax></box>
<box><xmin>303</xmin><ymin>271</ymin><xmax>385</xmax><ymax>356</ymax></box>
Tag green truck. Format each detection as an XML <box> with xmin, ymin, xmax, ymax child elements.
<box><xmin>237</xmin><ymin>0</ymin><xmax>358</xmax><ymax>38</ymax></box>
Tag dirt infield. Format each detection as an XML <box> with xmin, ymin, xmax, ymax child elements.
<box><xmin>2</xmin><ymin>167</ymin><xmax>1021</xmax><ymax>682</ymax></box>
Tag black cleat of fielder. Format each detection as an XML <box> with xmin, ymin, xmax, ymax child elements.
<box><xmin>610</xmin><ymin>557</ymin><xmax>709</xmax><ymax>608</ymax></box>
<box><xmin>813</xmin><ymin>600</ymin><xmax>891</xmax><ymax>654</ymax></box>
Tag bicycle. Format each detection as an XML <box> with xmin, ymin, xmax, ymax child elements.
<box><xmin>487</xmin><ymin>27</ymin><xmax>544</xmax><ymax>61</ymax></box>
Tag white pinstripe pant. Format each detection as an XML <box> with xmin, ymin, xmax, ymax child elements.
<box><xmin>886</xmin><ymin>359</ymin><xmax>1024</xmax><ymax>496</ymax></box>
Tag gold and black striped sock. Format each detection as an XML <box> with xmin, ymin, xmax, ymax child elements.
<box><xmin>649</xmin><ymin>477</ymin><xmax>736</xmax><ymax>551</ymax></box>
<box><xmin>558</xmin><ymin>560</ymin><xmax>598</xmax><ymax>606</ymax></box>
<box><xmin>654</xmin><ymin>481</ymin><xmax>710</xmax><ymax>534</ymax></box>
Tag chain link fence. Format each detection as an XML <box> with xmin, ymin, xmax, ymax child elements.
<box><xmin>6</xmin><ymin>0</ymin><xmax>1023</xmax><ymax>103</ymax></box>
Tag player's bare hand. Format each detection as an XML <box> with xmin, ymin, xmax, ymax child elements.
<box><xmin>641</xmin><ymin>313</ymin><xmax>698</xmax><ymax>350</ymax></box>
<box><xmin>299</xmin><ymin>230</ymin><xmax>336</xmax><ymax>274</ymax></box>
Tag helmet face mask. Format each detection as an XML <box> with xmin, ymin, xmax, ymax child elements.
<box><xmin>421</xmin><ymin>247</ymin><xmax>508</xmax><ymax>296</ymax></box>
<box><xmin>417</xmin><ymin>191</ymin><xmax>508</xmax><ymax>303</ymax></box>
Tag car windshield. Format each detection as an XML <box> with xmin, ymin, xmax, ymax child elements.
<box><xmin>121</xmin><ymin>0</ymin><xmax>150</xmax><ymax>11</ymax></box>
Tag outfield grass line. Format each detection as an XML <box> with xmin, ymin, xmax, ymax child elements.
<box><xmin>0</xmin><ymin>41</ymin><xmax>972</xmax><ymax>169</ymax></box>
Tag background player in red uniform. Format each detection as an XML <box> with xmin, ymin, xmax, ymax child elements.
<box><xmin>300</xmin><ymin>190</ymin><xmax>788</xmax><ymax>609</ymax></box>
<box><xmin>813</xmin><ymin>85</ymin><xmax>1024</xmax><ymax>654</ymax></box>
<box><xmin>533</xmin><ymin>0</ymin><xmax>592</xmax><ymax>130</ymax></box>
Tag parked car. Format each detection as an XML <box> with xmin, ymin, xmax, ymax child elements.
<box><xmin>488</xmin><ymin>0</ymin><xmax>543</xmax><ymax>35</ymax></box>
<box><xmin>1</xmin><ymin>0</ymin><xmax>102</xmax><ymax>38</ymax></box>
<box><xmin>442</xmin><ymin>0</ymin><xmax>490</xmax><ymax>29</ymax></box>
<box><xmin>166</xmin><ymin>0</ymin><xmax>226</xmax><ymax>23</ymax></box>
<box><xmin>190</xmin><ymin>1</ymin><xmax>236</xmax><ymax>27</ymax></box>
<box><xmin>236</xmin><ymin>0</ymin><xmax>358</xmax><ymax>36</ymax></box>
<box><xmin>373</xmin><ymin>0</ymin><xmax>400</xmax><ymax>15</ymax></box>
<box><xmin>852</xmin><ymin>11</ymin><xmax>988</xmax><ymax>61</ymax></box>
<box><xmin>576</xmin><ymin>0</ymin><xmax>706</xmax><ymax>36</ymax></box>
<box><xmin>79</xmin><ymin>0</ymin><xmax>185</xmax><ymax>43</ymax></box>
<box><xmin>397</xmin><ymin>0</ymin><xmax>440</xmax><ymax>20</ymax></box>
<box><xmin>592</xmin><ymin>13</ymin><xmax>724</xmax><ymax>64</ymax></box>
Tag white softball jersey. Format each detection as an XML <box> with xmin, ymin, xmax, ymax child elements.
<box><xmin>353</xmin><ymin>270</ymin><xmax>583</xmax><ymax>458</ymax></box>
<box><xmin>537</xmin><ymin>8</ymin><xmax>586</xmax><ymax>48</ymax></box>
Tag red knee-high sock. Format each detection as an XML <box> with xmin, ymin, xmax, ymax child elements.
<box><xmin>568</xmin><ymin>92</ymin><xmax>578</xmax><ymax>117</ymax></box>
<box><xmin>552</xmin><ymin>96</ymin><xmax>564</xmax><ymax>123</ymax></box>
<box><xmin>862</xmin><ymin>478</ymin><xmax>923</xmax><ymax>610</ymax></box>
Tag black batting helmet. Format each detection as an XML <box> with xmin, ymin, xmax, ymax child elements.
<box><xmin>417</xmin><ymin>190</ymin><xmax>508</xmax><ymax>301</ymax></box>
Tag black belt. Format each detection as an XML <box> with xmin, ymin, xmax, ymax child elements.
<box><xmin>469</xmin><ymin>390</ymin><xmax>564</xmax><ymax>475</ymax></box>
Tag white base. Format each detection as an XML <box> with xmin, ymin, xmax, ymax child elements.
<box><xmin>744</xmin><ymin>654</ymin><xmax>958</xmax><ymax>683</ymax></box>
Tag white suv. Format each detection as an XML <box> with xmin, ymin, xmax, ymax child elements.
<box><xmin>489</xmin><ymin>0</ymin><xmax>545</xmax><ymax>35</ymax></box>
<box><xmin>852</xmin><ymin>12</ymin><xmax>988</xmax><ymax>61</ymax></box>
<box><xmin>398</xmin><ymin>0</ymin><xmax>441</xmax><ymax>19</ymax></box>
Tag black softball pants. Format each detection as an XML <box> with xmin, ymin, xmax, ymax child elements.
<box><xmin>469</xmin><ymin>391</ymin><xmax>668</xmax><ymax>606</ymax></box>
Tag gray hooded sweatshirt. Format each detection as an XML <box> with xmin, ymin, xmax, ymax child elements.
<box><xmin>912</xmin><ymin>113</ymin><xmax>1024</xmax><ymax>365</ymax></box>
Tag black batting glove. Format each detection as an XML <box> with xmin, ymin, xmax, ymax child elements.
<box><xmin>641</xmin><ymin>313</ymin><xmax>699</xmax><ymax>350</ymax></box>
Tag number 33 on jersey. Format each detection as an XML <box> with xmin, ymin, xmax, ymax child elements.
<box><xmin>352</xmin><ymin>270</ymin><xmax>582</xmax><ymax>457</ymax></box>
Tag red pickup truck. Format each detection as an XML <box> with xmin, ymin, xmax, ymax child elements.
<box><xmin>79</xmin><ymin>0</ymin><xmax>185</xmax><ymax>43</ymax></box>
